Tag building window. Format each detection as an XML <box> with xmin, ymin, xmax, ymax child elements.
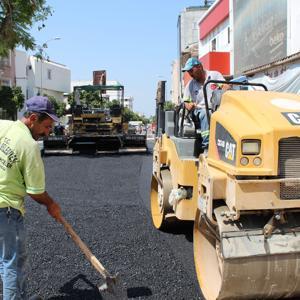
<box><xmin>0</xmin><ymin>79</ymin><xmax>11</xmax><ymax>86</ymax></box>
<box><xmin>26</xmin><ymin>65</ymin><xmax>31</xmax><ymax>76</ymax></box>
<box><xmin>211</xmin><ymin>38</ymin><xmax>216</xmax><ymax>51</ymax></box>
<box><xmin>228</xmin><ymin>27</ymin><xmax>230</xmax><ymax>44</ymax></box>
<box><xmin>0</xmin><ymin>55</ymin><xmax>10</xmax><ymax>67</ymax></box>
<box><xmin>47</xmin><ymin>69</ymin><xmax>52</xmax><ymax>80</ymax></box>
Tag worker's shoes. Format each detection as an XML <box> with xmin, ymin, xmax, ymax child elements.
<box><xmin>29</xmin><ymin>295</ymin><xmax>43</xmax><ymax>300</ymax></box>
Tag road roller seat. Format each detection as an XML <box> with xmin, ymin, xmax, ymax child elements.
<box><xmin>164</xmin><ymin>109</ymin><xmax>202</xmax><ymax>158</ymax></box>
<box><xmin>174</xmin><ymin>103</ymin><xmax>201</xmax><ymax>137</ymax></box>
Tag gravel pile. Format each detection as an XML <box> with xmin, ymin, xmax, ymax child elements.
<box><xmin>20</xmin><ymin>152</ymin><xmax>201</xmax><ymax>299</ymax></box>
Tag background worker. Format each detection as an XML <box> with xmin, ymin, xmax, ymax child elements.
<box><xmin>0</xmin><ymin>96</ymin><xmax>62</xmax><ymax>300</ymax></box>
<box><xmin>182</xmin><ymin>57</ymin><xmax>225</xmax><ymax>150</ymax></box>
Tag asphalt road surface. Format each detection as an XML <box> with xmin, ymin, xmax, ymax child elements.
<box><xmin>23</xmin><ymin>144</ymin><xmax>202</xmax><ymax>299</ymax></box>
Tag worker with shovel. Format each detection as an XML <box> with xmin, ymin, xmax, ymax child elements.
<box><xmin>0</xmin><ymin>96</ymin><xmax>62</xmax><ymax>300</ymax></box>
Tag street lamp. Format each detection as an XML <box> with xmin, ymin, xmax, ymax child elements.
<box><xmin>42</xmin><ymin>37</ymin><xmax>61</xmax><ymax>49</ymax></box>
<box><xmin>37</xmin><ymin>37</ymin><xmax>61</xmax><ymax>96</ymax></box>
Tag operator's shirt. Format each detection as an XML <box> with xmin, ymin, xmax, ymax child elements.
<box><xmin>0</xmin><ymin>120</ymin><xmax>45</xmax><ymax>215</ymax></box>
<box><xmin>183</xmin><ymin>70</ymin><xmax>225</xmax><ymax>108</ymax></box>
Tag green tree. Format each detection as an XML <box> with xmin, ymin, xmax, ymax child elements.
<box><xmin>148</xmin><ymin>115</ymin><xmax>156</xmax><ymax>123</ymax></box>
<box><xmin>0</xmin><ymin>85</ymin><xmax>24</xmax><ymax>119</ymax></box>
<box><xmin>87</xmin><ymin>91</ymin><xmax>102</xmax><ymax>108</ymax></box>
<box><xmin>11</xmin><ymin>86</ymin><xmax>25</xmax><ymax>110</ymax></box>
<box><xmin>164</xmin><ymin>101</ymin><xmax>175</xmax><ymax>110</ymax></box>
<box><xmin>123</xmin><ymin>108</ymin><xmax>132</xmax><ymax>122</ymax></box>
<box><xmin>67</xmin><ymin>92</ymin><xmax>75</xmax><ymax>107</ymax></box>
<box><xmin>45</xmin><ymin>94</ymin><xmax>66</xmax><ymax>118</ymax></box>
<box><xmin>122</xmin><ymin>107</ymin><xmax>150</xmax><ymax>124</ymax></box>
<box><xmin>106</xmin><ymin>99</ymin><xmax>120</xmax><ymax>108</ymax></box>
<box><xmin>0</xmin><ymin>0</ymin><xmax>52</xmax><ymax>56</ymax></box>
<box><xmin>68</xmin><ymin>90</ymin><xmax>113</xmax><ymax>108</ymax></box>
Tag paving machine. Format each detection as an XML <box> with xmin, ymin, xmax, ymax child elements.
<box><xmin>69</xmin><ymin>85</ymin><xmax>147</xmax><ymax>153</ymax></box>
<box><xmin>151</xmin><ymin>79</ymin><xmax>300</xmax><ymax>299</ymax></box>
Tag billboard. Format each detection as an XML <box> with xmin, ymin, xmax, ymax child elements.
<box><xmin>93</xmin><ymin>70</ymin><xmax>106</xmax><ymax>86</ymax></box>
<box><xmin>233</xmin><ymin>0</ymin><xmax>287</xmax><ymax>75</ymax></box>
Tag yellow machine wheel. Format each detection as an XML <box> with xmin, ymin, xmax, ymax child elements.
<box><xmin>194</xmin><ymin>208</ymin><xmax>300</xmax><ymax>300</ymax></box>
<box><xmin>194</xmin><ymin>209</ymin><xmax>222</xmax><ymax>300</ymax></box>
<box><xmin>150</xmin><ymin>169</ymin><xmax>172</xmax><ymax>230</ymax></box>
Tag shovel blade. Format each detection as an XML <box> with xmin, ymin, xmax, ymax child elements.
<box><xmin>98</xmin><ymin>274</ymin><xmax>127</xmax><ymax>299</ymax></box>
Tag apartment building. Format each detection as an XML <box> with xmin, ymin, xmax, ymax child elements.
<box><xmin>171</xmin><ymin>5</ymin><xmax>211</xmax><ymax>104</ymax></box>
<box><xmin>0</xmin><ymin>50</ymin><xmax>15</xmax><ymax>87</ymax></box>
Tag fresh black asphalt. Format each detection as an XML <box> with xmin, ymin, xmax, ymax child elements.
<box><xmin>22</xmin><ymin>146</ymin><xmax>202</xmax><ymax>299</ymax></box>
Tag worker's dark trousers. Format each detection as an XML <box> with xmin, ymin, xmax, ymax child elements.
<box><xmin>0</xmin><ymin>208</ymin><xmax>27</xmax><ymax>300</ymax></box>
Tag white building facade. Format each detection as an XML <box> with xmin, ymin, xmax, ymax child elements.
<box><xmin>15</xmin><ymin>49</ymin><xmax>71</xmax><ymax>100</ymax></box>
<box><xmin>26</xmin><ymin>55</ymin><xmax>70</xmax><ymax>100</ymax></box>
<box><xmin>14</xmin><ymin>49</ymin><xmax>71</xmax><ymax>118</ymax></box>
<box><xmin>124</xmin><ymin>96</ymin><xmax>133</xmax><ymax>110</ymax></box>
<box><xmin>15</xmin><ymin>50</ymin><xmax>27</xmax><ymax>97</ymax></box>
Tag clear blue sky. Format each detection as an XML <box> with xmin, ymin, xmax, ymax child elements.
<box><xmin>29</xmin><ymin>0</ymin><xmax>204</xmax><ymax>117</ymax></box>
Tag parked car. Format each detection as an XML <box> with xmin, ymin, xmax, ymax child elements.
<box><xmin>37</xmin><ymin>139</ymin><xmax>44</xmax><ymax>156</ymax></box>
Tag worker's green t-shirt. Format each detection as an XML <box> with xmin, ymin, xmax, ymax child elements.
<box><xmin>0</xmin><ymin>120</ymin><xmax>45</xmax><ymax>215</ymax></box>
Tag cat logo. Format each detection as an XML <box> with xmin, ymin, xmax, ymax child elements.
<box><xmin>282</xmin><ymin>112</ymin><xmax>300</xmax><ymax>125</ymax></box>
<box><xmin>215</xmin><ymin>122</ymin><xmax>236</xmax><ymax>165</ymax></box>
<box><xmin>225</xmin><ymin>142</ymin><xmax>236</xmax><ymax>161</ymax></box>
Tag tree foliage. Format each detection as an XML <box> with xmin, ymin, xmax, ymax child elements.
<box><xmin>81</xmin><ymin>90</ymin><xmax>102</xmax><ymax>108</ymax></box>
<box><xmin>148</xmin><ymin>115</ymin><xmax>156</xmax><ymax>123</ymax></box>
<box><xmin>68</xmin><ymin>90</ymin><xmax>118</xmax><ymax>109</ymax></box>
<box><xmin>0</xmin><ymin>85</ymin><xmax>24</xmax><ymax>119</ymax></box>
<box><xmin>164</xmin><ymin>101</ymin><xmax>175</xmax><ymax>110</ymax></box>
<box><xmin>123</xmin><ymin>107</ymin><xmax>148</xmax><ymax>124</ymax></box>
<box><xmin>106</xmin><ymin>99</ymin><xmax>121</xmax><ymax>108</ymax></box>
<box><xmin>0</xmin><ymin>0</ymin><xmax>52</xmax><ymax>56</ymax></box>
<box><xmin>11</xmin><ymin>86</ymin><xmax>24</xmax><ymax>110</ymax></box>
<box><xmin>45</xmin><ymin>94</ymin><xmax>66</xmax><ymax>118</ymax></box>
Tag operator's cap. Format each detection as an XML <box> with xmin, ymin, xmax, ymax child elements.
<box><xmin>25</xmin><ymin>96</ymin><xmax>59</xmax><ymax>122</ymax></box>
<box><xmin>182</xmin><ymin>57</ymin><xmax>202</xmax><ymax>72</ymax></box>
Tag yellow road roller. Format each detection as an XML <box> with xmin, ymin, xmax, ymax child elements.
<box><xmin>151</xmin><ymin>79</ymin><xmax>300</xmax><ymax>299</ymax></box>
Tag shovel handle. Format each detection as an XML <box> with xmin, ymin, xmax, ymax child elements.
<box><xmin>60</xmin><ymin>216</ymin><xmax>110</xmax><ymax>279</ymax></box>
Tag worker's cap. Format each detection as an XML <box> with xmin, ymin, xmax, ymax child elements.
<box><xmin>182</xmin><ymin>57</ymin><xmax>202</xmax><ymax>72</ymax></box>
<box><xmin>25</xmin><ymin>96</ymin><xmax>59</xmax><ymax>122</ymax></box>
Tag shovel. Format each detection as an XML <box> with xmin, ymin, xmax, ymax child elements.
<box><xmin>59</xmin><ymin>216</ymin><xmax>124</xmax><ymax>296</ymax></box>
